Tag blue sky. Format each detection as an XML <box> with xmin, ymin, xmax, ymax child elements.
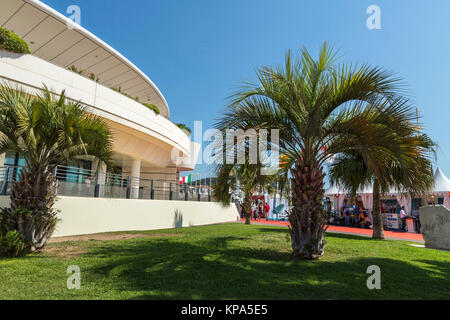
<box><xmin>42</xmin><ymin>0</ymin><xmax>450</xmax><ymax>179</ymax></box>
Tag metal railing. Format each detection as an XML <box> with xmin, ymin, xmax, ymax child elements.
<box><xmin>0</xmin><ymin>165</ymin><xmax>212</xmax><ymax>202</ymax></box>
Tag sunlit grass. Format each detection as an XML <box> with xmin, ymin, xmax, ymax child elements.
<box><xmin>0</xmin><ymin>223</ymin><xmax>448</xmax><ymax>300</ymax></box>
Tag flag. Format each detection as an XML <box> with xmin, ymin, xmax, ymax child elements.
<box><xmin>179</xmin><ymin>175</ymin><xmax>192</xmax><ymax>184</ymax></box>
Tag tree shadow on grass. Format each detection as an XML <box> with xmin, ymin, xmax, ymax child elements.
<box><xmin>83</xmin><ymin>235</ymin><xmax>450</xmax><ymax>300</ymax></box>
<box><xmin>255</xmin><ymin>226</ymin><xmax>377</xmax><ymax>242</ymax></box>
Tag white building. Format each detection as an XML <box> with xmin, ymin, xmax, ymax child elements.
<box><xmin>0</xmin><ymin>0</ymin><xmax>200</xmax><ymax>199</ymax></box>
<box><xmin>0</xmin><ymin>0</ymin><xmax>240</xmax><ymax>237</ymax></box>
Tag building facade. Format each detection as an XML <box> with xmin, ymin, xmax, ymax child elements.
<box><xmin>0</xmin><ymin>0</ymin><xmax>200</xmax><ymax>199</ymax></box>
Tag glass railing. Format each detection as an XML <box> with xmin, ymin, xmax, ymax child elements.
<box><xmin>0</xmin><ymin>165</ymin><xmax>212</xmax><ymax>202</ymax></box>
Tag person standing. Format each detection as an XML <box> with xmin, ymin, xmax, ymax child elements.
<box><xmin>399</xmin><ymin>206</ymin><xmax>407</xmax><ymax>231</ymax></box>
<box><xmin>413</xmin><ymin>205</ymin><xmax>421</xmax><ymax>233</ymax></box>
<box><xmin>258</xmin><ymin>204</ymin><xmax>263</xmax><ymax>221</ymax></box>
<box><xmin>264</xmin><ymin>202</ymin><xmax>270</xmax><ymax>219</ymax></box>
<box><xmin>344</xmin><ymin>206</ymin><xmax>350</xmax><ymax>226</ymax></box>
<box><xmin>352</xmin><ymin>202</ymin><xmax>359</xmax><ymax>225</ymax></box>
<box><xmin>342</xmin><ymin>200</ymin><xmax>348</xmax><ymax>216</ymax></box>
<box><xmin>84</xmin><ymin>175</ymin><xmax>92</xmax><ymax>196</ymax></box>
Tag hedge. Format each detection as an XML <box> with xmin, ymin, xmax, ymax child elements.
<box><xmin>176</xmin><ymin>123</ymin><xmax>191</xmax><ymax>134</ymax></box>
<box><xmin>0</xmin><ymin>27</ymin><xmax>31</xmax><ymax>54</ymax></box>
<box><xmin>142</xmin><ymin>103</ymin><xmax>160</xmax><ymax>115</ymax></box>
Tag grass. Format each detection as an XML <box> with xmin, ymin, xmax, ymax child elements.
<box><xmin>0</xmin><ymin>223</ymin><xmax>449</xmax><ymax>300</ymax></box>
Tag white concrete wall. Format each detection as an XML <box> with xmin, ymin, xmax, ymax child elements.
<box><xmin>0</xmin><ymin>196</ymin><xmax>240</xmax><ymax>237</ymax></box>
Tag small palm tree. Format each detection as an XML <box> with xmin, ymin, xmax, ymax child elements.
<box><xmin>0</xmin><ymin>84</ymin><xmax>113</xmax><ymax>252</ymax></box>
<box><xmin>330</xmin><ymin>130</ymin><xmax>435</xmax><ymax>239</ymax></box>
<box><xmin>217</xmin><ymin>43</ymin><xmax>418</xmax><ymax>259</ymax></box>
<box><xmin>213</xmin><ymin>158</ymin><xmax>274</xmax><ymax>225</ymax></box>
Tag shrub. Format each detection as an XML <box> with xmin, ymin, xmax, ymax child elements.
<box><xmin>0</xmin><ymin>27</ymin><xmax>31</xmax><ymax>54</ymax></box>
<box><xmin>111</xmin><ymin>89</ymin><xmax>161</xmax><ymax>115</ymax></box>
<box><xmin>67</xmin><ymin>66</ymin><xmax>100</xmax><ymax>82</ymax></box>
<box><xmin>176</xmin><ymin>123</ymin><xmax>191</xmax><ymax>135</ymax></box>
<box><xmin>0</xmin><ymin>230</ymin><xmax>28</xmax><ymax>257</ymax></box>
<box><xmin>67</xmin><ymin>65</ymin><xmax>83</xmax><ymax>75</ymax></box>
<box><xmin>143</xmin><ymin>103</ymin><xmax>160</xmax><ymax>115</ymax></box>
<box><xmin>0</xmin><ymin>207</ymin><xmax>30</xmax><ymax>257</ymax></box>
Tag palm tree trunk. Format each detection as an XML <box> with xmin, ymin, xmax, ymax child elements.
<box><xmin>242</xmin><ymin>192</ymin><xmax>252</xmax><ymax>224</ymax></box>
<box><xmin>10</xmin><ymin>167</ymin><xmax>59</xmax><ymax>252</ymax></box>
<box><xmin>288</xmin><ymin>161</ymin><xmax>327</xmax><ymax>260</ymax></box>
<box><xmin>372</xmin><ymin>178</ymin><xmax>385</xmax><ymax>240</ymax></box>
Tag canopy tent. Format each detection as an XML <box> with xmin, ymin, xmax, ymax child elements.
<box><xmin>433</xmin><ymin>167</ymin><xmax>450</xmax><ymax>192</ymax></box>
<box><xmin>324</xmin><ymin>184</ymin><xmax>346</xmax><ymax>216</ymax></box>
<box><xmin>432</xmin><ymin>168</ymin><xmax>450</xmax><ymax>209</ymax></box>
<box><xmin>325</xmin><ymin>167</ymin><xmax>450</xmax><ymax>211</ymax></box>
<box><xmin>325</xmin><ymin>184</ymin><xmax>374</xmax><ymax>222</ymax></box>
<box><xmin>325</xmin><ymin>184</ymin><xmax>378</xmax><ymax>196</ymax></box>
<box><xmin>264</xmin><ymin>193</ymin><xmax>290</xmax><ymax>219</ymax></box>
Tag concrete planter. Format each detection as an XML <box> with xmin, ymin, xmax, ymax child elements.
<box><xmin>419</xmin><ymin>205</ymin><xmax>450</xmax><ymax>250</ymax></box>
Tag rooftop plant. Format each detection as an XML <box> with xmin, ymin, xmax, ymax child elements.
<box><xmin>0</xmin><ymin>27</ymin><xmax>31</xmax><ymax>54</ymax></box>
<box><xmin>112</xmin><ymin>87</ymin><xmax>161</xmax><ymax>116</ymax></box>
<box><xmin>142</xmin><ymin>103</ymin><xmax>160</xmax><ymax>115</ymax></box>
<box><xmin>67</xmin><ymin>65</ymin><xmax>100</xmax><ymax>82</ymax></box>
<box><xmin>176</xmin><ymin>123</ymin><xmax>191</xmax><ymax>135</ymax></box>
<box><xmin>111</xmin><ymin>87</ymin><xmax>140</xmax><ymax>102</ymax></box>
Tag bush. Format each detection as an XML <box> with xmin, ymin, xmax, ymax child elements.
<box><xmin>0</xmin><ymin>207</ymin><xmax>28</xmax><ymax>257</ymax></box>
<box><xmin>0</xmin><ymin>230</ymin><xmax>28</xmax><ymax>257</ymax></box>
<box><xmin>0</xmin><ymin>27</ymin><xmax>31</xmax><ymax>54</ymax></box>
<box><xmin>176</xmin><ymin>123</ymin><xmax>191</xmax><ymax>135</ymax></box>
<box><xmin>142</xmin><ymin>103</ymin><xmax>160</xmax><ymax>115</ymax></box>
<box><xmin>111</xmin><ymin>88</ymin><xmax>161</xmax><ymax>115</ymax></box>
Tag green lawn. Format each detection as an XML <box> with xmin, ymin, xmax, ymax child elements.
<box><xmin>0</xmin><ymin>223</ymin><xmax>449</xmax><ymax>300</ymax></box>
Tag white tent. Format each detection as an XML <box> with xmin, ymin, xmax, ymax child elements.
<box><xmin>324</xmin><ymin>184</ymin><xmax>345</xmax><ymax>196</ymax></box>
<box><xmin>325</xmin><ymin>183</ymin><xmax>373</xmax><ymax>196</ymax></box>
<box><xmin>325</xmin><ymin>184</ymin><xmax>373</xmax><ymax>221</ymax></box>
<box><xmin>432</xmin><ymin>168</ymin><xmax>450</xmax><ymax>209</ymax></box>
<box><xmin>433</xmin><ymin>167</ymin><xmax>450</xmax><ymax>192</ymax></box>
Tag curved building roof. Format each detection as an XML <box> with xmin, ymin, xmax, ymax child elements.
<box><xmin>0</xmin><ymin>0</ymin><xmax>170</xmax><ymax>117</ymax></box>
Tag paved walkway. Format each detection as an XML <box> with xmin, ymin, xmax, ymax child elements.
<box><xmin>241</xmin><ymin>218</ymin><xmax>424</xmax><ymax>242</ymax></box>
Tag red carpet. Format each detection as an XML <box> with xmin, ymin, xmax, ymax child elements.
<box><xmin>241</xmin><ymin>218</ymin><xmax>424</xmax><ymax>242</ymax></box>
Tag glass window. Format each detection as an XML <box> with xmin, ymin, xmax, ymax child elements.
<box><xmin>4</xmin><ymin>152</ymin><xmax>18</xmax><ymax>166</ymax></box>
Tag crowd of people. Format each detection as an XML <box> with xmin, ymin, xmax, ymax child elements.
<box><xmin>339</xmin><ymin>200</ymin><xmax>371</xmax><ymax>228</ymax></box>
<box><xmin>239</xmin><ymin>195</ymin><xmax>422</xmax><ymax>232</ymax></box>
<box><xmin>252</xmin><ymin>200</ymin><xmax>270</xmax><ymax>220</ymax></box>
<box><xmin>238</xmin><ymin>199</ymin><xmax>270</xmax><ymax>220</ymax></box>
<box><xmin>326</xmin><ymin>198</ymin><xmax>422</xmax><ymax>232</ymax></box>
<box><xmin>326</xmin><ymin>199</ymin><xmax>369</xmax><ymax>228</ymax></box>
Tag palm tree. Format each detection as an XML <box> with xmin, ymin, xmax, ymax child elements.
<box><xmin>216</xmin><ymin>43</ymin><xmax>418</xmax><ymax>259</ymax></box>
<box><xmin>0</xmin><ymin>84</ymin><xmax>112</xmax><ymax>252</ymax></box>
<box><xmin>213</xmin><ymin>158</ymin><xmax>274</xmax><ymax>225</ymax></box>
<box><xmin>329</xmin><ymin>130</ymin><xmax>435</xmax><ymax>239</ymax></box>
